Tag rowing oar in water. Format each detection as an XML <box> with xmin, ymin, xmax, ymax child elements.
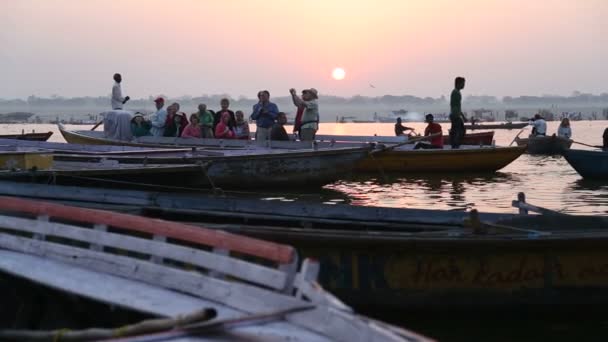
<box><xmin>91</xmin><ymin>120</ymin><xmax>103</xmax><ymax>131</ymax></box>
<box><xmin>371</xmin><ymin>132</ymin><xmax>442</xmax><ymax>154</ymax></box>
<box><xmin>509</xmin><ymin>128</ymin><xmax>526</xmax><ymax>146</ymax></box>
<box><xmin>571</xmin><ymin>140</ymin><xmax>604</xmax><ymax>149</ymax></box>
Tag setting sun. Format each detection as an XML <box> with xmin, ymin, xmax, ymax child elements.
<box><xmin>332</xmin><ymin>68</ymin><xmax>346</xmax><ymax>81</ymax></box>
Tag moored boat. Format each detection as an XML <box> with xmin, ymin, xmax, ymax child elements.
<box><xmin>0</xmin><ymin>138</ymin><xmax>373</xmax><ymax>188</ymax></box>
<box><xmin>515</xmin><ymin>135</ymin><xmax>572</xmax><ymax>155</ymax></box>
<box><xmin>465</xmin><ymin>122</ymin><xmax>528</xmax><ymax>130</ymax></box>
<box><xmin>563</xmin><ymin>149</ymin><xmax>608</xmax><ymax>179</ymax></box>
<box><xmin>0</xmin><ymin>196</ymin><xmax>424</xmax><ymax>341</ymax></box>
<box><xmin>0</xmin><ymin>131</ymin><xmax>53</xmax><ymax>141</ymax></box>
<box><xmin>2</xmin><ymin>182</ymin><xmax>608</xmax><ymax>313</ymax></box>
<box><xmin>355</xmin><ymin>145</ymin><xmax>526</xmax><ymax>173</ymax></box>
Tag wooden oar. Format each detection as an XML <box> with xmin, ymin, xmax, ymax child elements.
<box><xmin>572</xmin><ymin>140</ymin><xmax>603</xmax><ymax>149</ymax></box>
<box><xmin>91</xmin><ymin>120</ymin><xmax>103</xmax><ymax>131</ymax></box>
<box><xmin>371</xmin><ymin>133</ymin><xmax>442</xmax><ymax>154</ymax></box>
<box><xmin>509</xmin><ymin>128</ymin><xmax>526</xmax><ymax>146</ymax></box>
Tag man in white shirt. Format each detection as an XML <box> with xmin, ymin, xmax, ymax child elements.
<box><xmin>111</xmin><ymin>73</ymin><xmax>130</xmax><ymax>110</ymax></box>
<box><xmin>531</xmin><ymin>114</ymin><xmax>547</xmax><ymax>136</ymax></box>
<box><xmin>150</xmin><ymin>97</ymin><xmax>168</xmax><ymax>137</ymax></box>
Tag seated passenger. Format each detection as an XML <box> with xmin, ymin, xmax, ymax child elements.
<box><xmin>163</xmin><ymin>104</ymin><xmax>189</xmax><ymax>137</ymax></box>
<box><xmin>130</xmin><ymin>114</ymin><xmax>152</xmax><ymax>137</ymax></box>
<box><xmin>271</xmin><ymin>112</ymin><xmax>290</xmax><ymax>141</ymax></box>
<box><xmin>234</xmin><ymin>110</ymin><xmax>250</xmax><ymax>140</ymax></box>
<box><xmin>181</xmin><ymin>113</ymin><xmax>202</xmax><ymax>138</ymax></box>
<box><xmin>215</xmin><ymin>111</ymin><xmax>235</xmax><ymax>139</ymax></box>
<box><xmin>414</xmin><ymin>114</ymin><xmax>444</xmax><ymax>149</ymax></box>
<box><xmin>557</xmin><ymin>118</ymin><xmax>572</xmax><ymax>139</ymax></box>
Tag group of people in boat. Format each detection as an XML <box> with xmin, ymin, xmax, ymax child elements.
<box><xmin>394</xmin><ymin>77</ymin><xmax>468</xmax><ymax>149</ymax></box>
<box><xmin>529</xmin><ymin>115</ymin><xmax>573</xmax><ymax>139</ymax></box>
<box><xmin>110</xmin><ymin>73</ymin><xmax>320</xmax><ymax>141</ymax></box>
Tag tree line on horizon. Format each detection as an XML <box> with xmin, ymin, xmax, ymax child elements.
<box><xmin>1</xmin><ymin>91</ymin><xmax>608</xmax><ymax>108</ymax></box>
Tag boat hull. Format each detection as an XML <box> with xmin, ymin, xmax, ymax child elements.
<box><xmin>516</xmin><ymin>136</ymin><xmax>572</xmax><ymax>155</ymax></box>
<box><xmin>465</xmin><ymin>122</ymin><xmax>528</xmax><ymax>130</ymax></box>
<box><xmin>0</xmin><ymin>132</ymin><xmax>53</xmax><ymax>141</ymax></box>
<box><xmin>564</xmin><ymin>149</ymin><xmax>608</xmax><ymax>179</ymax></box>
<box><xmin>355</xmin><ymin>146</ymin><xmax>525</xmax><ymax>173</ymax></box>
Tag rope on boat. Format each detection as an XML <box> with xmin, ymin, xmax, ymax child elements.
<box><xmin>0</xmin><ymin>308</ymin><xmax>217</xmax><ymax>341</ymax></box>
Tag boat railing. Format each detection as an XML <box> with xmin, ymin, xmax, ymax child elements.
<box><xmin>0</xmin><ymin>196</ymin><xmax>300</xmax><ymax>294</ymax></box>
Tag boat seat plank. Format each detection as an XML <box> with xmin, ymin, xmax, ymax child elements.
<box><xmin>0</xmin><ymin>233</ymin><xmax>309</xmax><ymax>315</ymax></box>
<box><xmin>0</xmin><ymin>215</ymin><xmax>290</xmax><ymax>290</ymax></box>
<box><xmin>315</xmin><ymin>134</ymin><xmax>407</xmax><ymax>143</ymax></box>
<box><xmin>0</xmin><ymin>250</ymin><xmax>233</xmax><ymax>318</ymax></box>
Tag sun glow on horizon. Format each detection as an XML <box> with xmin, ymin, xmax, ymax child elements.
<box><xmin>332</xmin><ymin>68</ymin><xmax>346</xmax><ymax>80</ymax></box>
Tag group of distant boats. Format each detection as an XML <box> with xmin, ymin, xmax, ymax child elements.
<box><xmin>337</xmin><ymin>108</ymin><xmax>608</xmax><ymax>124</ymax></box>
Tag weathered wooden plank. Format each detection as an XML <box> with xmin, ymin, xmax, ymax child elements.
<box><xmin>0</xmin><ymin>250</ymin><xmax>231</xmax><ymax>318</ymax></box>
<box><xmin>0</xmin><ymin>196</ymin><xmax>296</xmax><ymax>264</ymax></box>
<box><xmin>0</xmin><ymin>215</ymin><xmax>289</xmax><ymax>290</ymax></box>
<box><xmin>0</xmin><ymin>234</ymin><xmax>309</xmax><ymax>315</ymax></box>
<box><xmin>315</xmin><ymin>134</ymin><xmax>407</xmax><ymax>144</ymax></box>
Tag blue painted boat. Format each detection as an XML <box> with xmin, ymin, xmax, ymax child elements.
<box><xmin>563</xmin><ymin>149</ymin><xmax>608</xmax><ymax>179</ymax></box>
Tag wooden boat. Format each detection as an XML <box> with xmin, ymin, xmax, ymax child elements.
<box><xmin>355</xmin><ymin>145</ymin><xmax>526</xmax><ymax>173</ymax></box>
<box><xmin>515</xmin><ymin>135</ymin><xmax>573</xmax><ymax>155</ymax></box>
<box><xmin>59</xmin><ymin>123</ymin><xmax>366</xmax><ymax>150</ymax></box>
<box><xmin>2</xmin><ymin>182</ymin><xmax>608</xmax><ymax>313</ymax></box>
<box><xmin>464</xmin><ymin>122</ymin><xmax>528</xmax><ymax>130</ymax></box>
<box><xmin>0</xmin><ymin>196</ymin><xmax>424</xmax><ymax>341</ymax></box>
<box><xmin>0</xmin><ymin>139</ymin><xmax>373</xmax><ymax>188</ymax></box>
<box><xmin>563</xmin><ymin>149</ymin><xmax>608</xmax><ymax>179</ymax></box>
<box><xmin>0</xmin><ymin>131</ymin><xmax>53</xmax><ymax>141</ymax></box>
<box><xmin>316</xmin><ymin>131</ymin><xmax>495</xmax><ymax>146</ymax></box>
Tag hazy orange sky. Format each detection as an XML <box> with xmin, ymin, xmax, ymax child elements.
<box><xmin>1</xmin><ymin>0</ymin><xmax>606</xmax><ymax>99</ymax></box>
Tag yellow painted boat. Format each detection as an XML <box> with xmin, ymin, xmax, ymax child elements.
<box><xmin>0</xmin><ymin>151</ymin><xmax>53</xmax><ymax>170</ymax></box>
<box><xmin>357</xmin><ymin>145</ymin><xmax>526</xmax><ymax>172</ymax></box>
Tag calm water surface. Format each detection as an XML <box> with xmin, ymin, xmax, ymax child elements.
<box><xmin>2</xmin><ymin>121</ymin><xmax>607</xmax><ymax>216</ymax></box>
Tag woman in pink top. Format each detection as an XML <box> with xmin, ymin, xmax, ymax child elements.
<box><xmin>215</xmin><ymin>112</ymin><xmax>235</xmax><ymax>139</ymax></box>
<box><xmin>181</xmin><ymin>113</ymin><xmax>202</xmax><ymax>138</ymax></box>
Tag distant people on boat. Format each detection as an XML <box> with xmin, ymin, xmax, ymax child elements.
<box><xmin>214</xmin><ymin>98</ymin><xmax>236</xmax><ymax>131</ymax></box>
<box><xmin>394</xmin><ymin>117</ymin><xmax>414</xmax><ymax>137</ymax></box>
<box><xmin>215</xmin><ymin>111</ymin><xmax>236</xmax><ymax>139</ymax></box>
<box><xmin>196</xmin><ymin>104</ymin><xmax>215</xmax><ymax>139</ymax></box>
<box><xmin>130</xmin><ymin>114</ymin><xmax>152</xmax><ymax>137</ymax></box>
<box><xmin>181</xmin><ymin>113</ymin><xmax>202</xmax><ymax>138</ymax></box>
<box><xmin>289</xmin><ymin>88</ymin><xmax>319</xmax><ymax>141</ymax></box>
<box><xmin>531</xmin><ymin>114</ymin><xmax>547</xmax><ymax>136</ymax></box>
<box><xmin>163</xmin><ymin>104</ymin><xmax>188</xmax><ymax>137</ymax></box>
<box><xmin>449</xmin><ymin>77</ymin><xmax>467</xmax><ymax>149</ymax></box>
<box><xmin>271</xmin><ymin>112</ymin><xmax>290</xmax><ymax>141</ymax></box>
<box><xmin>150</xmin><ymin>97</ymin><xmax>167</xmax><ymax>137</ymax></box>
<box><xmin>414</xmin><ymin>114</ymin><xmax>444</xmax><ymax>150</ymax></box>
<box><xmin>234</xmin><ymin>110</ymin><xmax>250</xmax><ymax>140</ymax></box>
<box><xmin>111</xmin><ymin>73</ymin><xmax>130</xmax><ymax>110</ymax></box>
<box><xmin>251</xmin><ymin>90</ymin><xmax>279</xmax><ymax>142</ymax></box>
<box><xmin>557</xmin><ymin>118</ymin><xmax>572</xmax><ymax>139</ymax></box>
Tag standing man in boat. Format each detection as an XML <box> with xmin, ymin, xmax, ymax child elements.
<box><xmin>111</xmin><ymin>73</ymin><xmax>130</xmax><ymax>110</ymax></box>
<box><xmin>251</xmin><ymin>90</ymin><xmax>279</xmax><ymax>143</ymax></box>
<box><xmin>289</xmin><ymin>88</ymin><xmax>319</xmax><ymax>141</ymax></box>
<box><xmin>449</xmin><ymin>77</ymin><xmax>467</xmax><ymax>148</ymax></box>
<box><xmin>150</xmin><ymin>97</ymin><xmax>168</xmax><ymax>137</ymax></box>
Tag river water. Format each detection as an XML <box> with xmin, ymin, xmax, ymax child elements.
<box><xmin>2</xmin><ymin>120</ymin><xmax>606</xmax><ymax>216</ymax></box>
